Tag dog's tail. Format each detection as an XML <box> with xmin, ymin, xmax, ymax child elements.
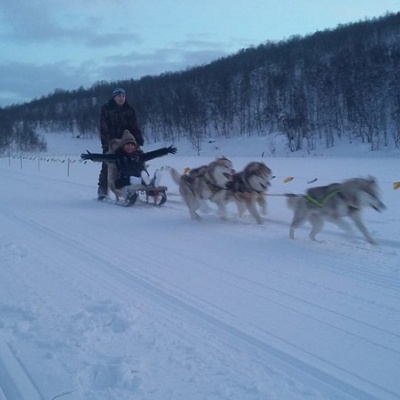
<box><xmin>169</xmin><ymin>168</ymin><xmax>181</xmax><ymax>186</ymax></box>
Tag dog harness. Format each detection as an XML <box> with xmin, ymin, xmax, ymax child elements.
<box><xmin>305</xmin><ymin>189</ymin><xmax>342</xmax><ymax>207</ymax></box>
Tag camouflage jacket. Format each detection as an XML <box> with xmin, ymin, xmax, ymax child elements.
<box><xmin>99</xmin><ymin>99</ymin><xmax>144</xmax><ymax>149</ymax></box>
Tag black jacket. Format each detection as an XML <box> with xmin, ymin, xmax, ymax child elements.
<box><xmin>100</xmin><ymin>99</ymin><xmax>144</xmax><ymax>149</ymax></box>
<box><xmin>110</xmin><ymin>148</ymin><xmax>169</xmax><ymax>179</ymax></box>
<box><xmin>82</xmin><ymin>147</ymin><xmax>172</xmax><ymax>186</ymax></box>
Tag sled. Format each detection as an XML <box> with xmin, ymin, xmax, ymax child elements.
<box><xmin>112</xmin><ymin>185</ymin><xmax>168</xmax><ymax>207</ymax></box>
<box><xmin>137</xmin><ymin>185</ymin><xmax>168</xmax><ymax>206</ymax></box>
<box><xmin>106</xmin><ymin>163</ymin><xmax>168</xmax><ymax>207</ymax></box>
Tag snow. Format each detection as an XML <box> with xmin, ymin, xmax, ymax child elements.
<box><xmin>0</xmin><ymin>133</ymin><xmax>399</xmax><ymax>400</ymax></box>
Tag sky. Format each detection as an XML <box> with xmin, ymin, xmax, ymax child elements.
<box><xmin>0</xmin><ymin>0</ymin><xmax>399</xmax><ymax>108</ymax></box>
<box><xmin>0</xmin><ymin>133</ymin><xmax>399</xmax><ymax>400</ymax></box>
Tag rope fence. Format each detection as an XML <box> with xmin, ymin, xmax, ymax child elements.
<box><xmin>2</xmin><ymin>154</ymin><xmax>399</xmax><ymax>190</ymax></box>
<box><xmin>0</xmin><ymin>153</ymin><xmax>87</xmax><ymax>177</ymax></box>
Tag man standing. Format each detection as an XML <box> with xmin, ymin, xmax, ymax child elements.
<box><xmin>97</xmin><ymin>87</ymin><xmax>144</xmax><ymax>200</ymax></box>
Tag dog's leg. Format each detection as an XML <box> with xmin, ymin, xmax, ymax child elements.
<box><xmin>308</xmin><ymin>214</ymin><xmax>324</xmax><ymax>241</ymax></box>
<box><xmin>246</xmin><ymin>199</ymin><xmax>263</xmax><ymax>224</ymax></box>
<box><xmin>257</xmin><ymin>195</ymin><xmax>267</xmax><ymax>215</ymax></box>
<box><xmin>189</xmin><ymin>209</ymin><xmax>202</xmax><ymax>221</ymax></box>
<box><xmin>289</xmin><ymin>224</ymin><xmax>297</xmax><ymax>240</ymax></box>
<box><xmin>332</xmin><ymin>219</ymin><xmax>352</xmax><ymax>236</ymax></box>
<box><xmin>215</xmin><ymin>201</ymin><xmax>228</xmax><ymax>221</ymax></box>
<box><xmin>289</xmin><ymin>210</ymin><xmax>307</xmax><ymax>240</ymax></box>
<box><xmin>199</xmin><ymin>199</ymin><xmax>210</xmax><ymax>213</ymax></box>
<box><xmin>179</xmin><ymin>179</ymin><xmax>203</xmax><ymax>221</ymax></box>
<box><xmin>185</xmin><ymin>196</ymin><xmax>202</xmax><ymax>221</ymax></box>
<box><xmin>236</xmin><ymin>199</ymin><xmax>247</xmax><ymax>218</ymax></box>
<box><xmin>349</xmin><ymin>211</ymin><xmax>377</xmax><ymax>245</ymax></box>
<box><xmin>183</xmin><ymin>193</ymin><xmax>201</xmax><ymax>220</ymax></box>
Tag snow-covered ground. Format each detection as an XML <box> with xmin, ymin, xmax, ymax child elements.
<box><xmin>0</xmin><ymin>133</ymin><xmax>399</xmax><ymax>400</ymax></box>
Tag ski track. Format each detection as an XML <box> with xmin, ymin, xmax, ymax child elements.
<box><xmin>1</xmin><ymin>203</ymin><xmax>394</xmax><ymax>400</ymax></box>
<box><xmin>0</xmin><ymin>161</ymin><xmax>400</xmax><ymax>400</ymax></box>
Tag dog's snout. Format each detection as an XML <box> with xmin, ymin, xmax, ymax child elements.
<box><xmin>223</xmin><ymin>172</ymin><xmax>232</xmax><ymax>180</ymax></box>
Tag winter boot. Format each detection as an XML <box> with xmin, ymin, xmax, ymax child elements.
<box><xmin>141</xmin><ymin>170</ymin><xmax>151</xmax><ymax>186</ymax></box>
<box><xmin>97</xmin><ymin>186</ymin><xmax>107</xmax><ymax>201</ymax></box>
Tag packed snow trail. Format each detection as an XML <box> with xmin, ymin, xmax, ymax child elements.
<box><xmin>0</xmin><ymin>156</ymin><xmax>399</xmax><ymax>400</ymax></box>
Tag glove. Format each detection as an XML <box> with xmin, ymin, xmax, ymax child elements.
<box><xmin>167</xmin><ymin>145</ymin><xmax>177</xmax><ymax>155</ymax></box>
<box><xmin>81</xmin><ymin>151</ymin><xmax>93</xmax><ymax>161</ymax></box>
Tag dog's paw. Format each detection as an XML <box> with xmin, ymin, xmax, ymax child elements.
<box><xmin>311</xmin><ymin>238</ymin><xmax>325</xmax><ymax>244</ymax></box>
<box><xmin>190</xmin><ymin>212</ymin><xmax>202</xmax><ymax>221</ymax></box>
<box><xmin>310</xmin><ymin>235</ymin><xmax>325</xmax><ymax>243</ymax></box>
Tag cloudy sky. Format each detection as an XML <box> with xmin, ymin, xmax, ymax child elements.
<box><xmin>1</xmin><ymin>0</ymin><xmax>399</xmax><ymax>108</ymax></box>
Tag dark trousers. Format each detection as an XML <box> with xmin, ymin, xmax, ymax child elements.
<box><xmin>98</xmin><ymin>162</ymin><xmax>108</xmax><ymax>193</ymax></box>
<box><xmin>97</xmin><ymin>148</ymin><xmax>109</xmax><ymax>194</ymax></box>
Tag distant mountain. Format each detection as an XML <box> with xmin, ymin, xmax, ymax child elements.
<box><xmin>1</xmin><ymin>12</ymin><xmax>400</xmax><ymax>154</ymax></box>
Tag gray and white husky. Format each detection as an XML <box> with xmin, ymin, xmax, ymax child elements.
<box><xmin>170</xmin><ymin>157</ymin><xmax>235</xmax><ymax>221</ymax></box>
<box><xmin>287</xmin><ymin>177</ymin><xmax>386</xmax><ymax>244</ymax></box>
<box><xmin>225</xmin><ymin>161</ymin><xmax>273</xmax><ymax>224</ymax></box>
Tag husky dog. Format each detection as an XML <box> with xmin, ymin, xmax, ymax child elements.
<box><xmin>225</xmin><ymin>161</ymin><xmax>273</xmax><ymax>224</ymax></box>
<box><xmin>170</xmin><ymin>157</ymin><xmax>235</xmax><ymax>221</ymax></box>
<box><xmin>287</xmin><ymin>177</ymin><xmax>386</xmax><ymax>244</ymax></box>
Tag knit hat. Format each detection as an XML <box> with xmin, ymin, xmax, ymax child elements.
<box><xmin>120</xmin><ymin>130</ymin><xmax>137</xmax><ymax>147</ymax></box>
<box><xmin>112</xmin><ymin>87</ymin><xmax>126</xmax><ymax>98</ymax></box>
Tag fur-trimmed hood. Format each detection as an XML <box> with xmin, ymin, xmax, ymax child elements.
<box><xmin>108</xmin><ymin>130</ymin><xmax>137</xmax><ymax>153</ymax></box>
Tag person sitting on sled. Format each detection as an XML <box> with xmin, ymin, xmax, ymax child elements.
<box><xmin>81</xmin><ymin>130</ymin><xmax>177</xmax><ymax>205</ymax></box>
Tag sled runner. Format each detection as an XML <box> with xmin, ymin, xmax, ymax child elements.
<box><xmin>137</xmin><ymin>185</ymin><xmax>168</xmax><ymax>207</ymax></box>
<box><xmin>112</xmin><ymin>184</ymin><xmax>168</xmax><ymax>207</ymax></box>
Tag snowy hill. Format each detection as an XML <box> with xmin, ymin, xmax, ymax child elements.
<box><xmin>42</xmin><ymin>130</ymin><xmax>400</xmax><ymax>159</ymax></box>
<box><xmin>0</xmin><ymin>134</ymin><xmax>399</xmax><ymax>400</ymax></box>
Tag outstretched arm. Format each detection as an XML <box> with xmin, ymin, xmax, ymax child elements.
<box><xmin>81</xmin><ymin>151</ymin><xmax>117</xmax><ymax>163</ymax></box>
<box><xmin>142</xmin><ymin>145</ymin><xmax>177</xmax><ymax>162</ymax></box>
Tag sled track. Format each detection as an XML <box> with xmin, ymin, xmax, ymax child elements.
<box><xmin>0</xmin><ymin>341</ymin><xmax>42</xmax><ymax>400</ymax></box>
<box><xmin>1</xmin><ymin>204</ymin><xmax>398</xmax><ymax>400</ymax></box>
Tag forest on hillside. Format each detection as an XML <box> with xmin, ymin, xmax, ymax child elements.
<box><xmin>1</xmin><ymin>12</ymin><xmax>400</xmax><ymax>154</ymax></box>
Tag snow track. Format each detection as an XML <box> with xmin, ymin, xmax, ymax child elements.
<box><xmin>0</xmin><ymin>341</ymin><xmax>42</xmax><ymax>400</ymax></box>
<box><xmin>0</xmin><ymin>157</ymin><xmax>399</xmax><ymax>400</ymax></box>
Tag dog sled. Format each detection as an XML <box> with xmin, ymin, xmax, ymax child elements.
<box><xmin>107</xmin><ymin>164</ymin><xmax>168</xmax><ymax>207</ymax></box>
<box><xmin>118</xmin><ymin>184</ymin><xmax>168</xmax><ymax>207</ymax></box>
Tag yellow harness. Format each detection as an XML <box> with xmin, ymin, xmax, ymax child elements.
<box><xmin>305</xmin><ymin>189</ymin><xmax>342</xmax><ymax>207</ymax></box>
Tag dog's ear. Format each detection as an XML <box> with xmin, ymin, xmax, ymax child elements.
<box><xmin>368</xmin><ymin>175</ymin><xmax>376</xmax><ymax>184</ymax></box>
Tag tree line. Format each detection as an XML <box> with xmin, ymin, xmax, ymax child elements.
<box><xmin>1</xmin><ymin>12</ymin><xmax>400</xmax><ymax>154</ymax></box>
